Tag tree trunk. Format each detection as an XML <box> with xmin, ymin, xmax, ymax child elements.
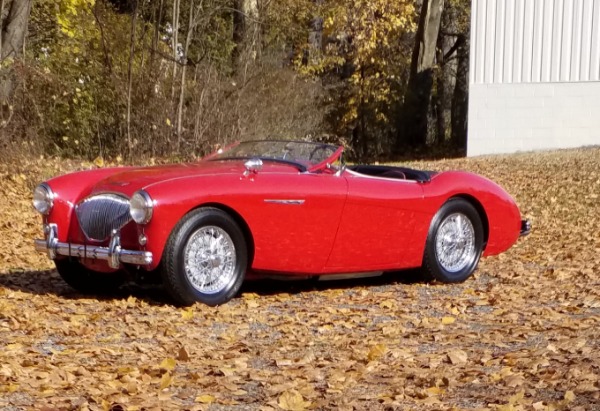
<box><xmin>433</xmin><ymin>28</ymin><xmax>445</xmax><ymax>146</ymax></box>
<box><xmin>171</xmin><ymin>0</ymin><xmax>180</xmax><ymax>99</ymax></box>
<box><xmin>397</xmin><ymin>0</ymin><xmax>444</xmax><ymax>150</ymax></box>
<box><xmin>0</xmin><ymin>0</ymin><xmax>6</xmax><ymax>60</ymax></box>
<box><xmin>1</xmin><ymin>0</ymin><xmax>32</xmax><ymax>102</ymax></box>
<box><xmin>176</xmin><ymin>0</ymin><xmax>195</xmax><ymax>152</ymax></box>
<box><xmin>305</xmin><ymin>0</ymin><xmax>323</xmax><ymax>65</ymax></box>
<box><xmin>232</xmin><ymin>0</ymin><xmax>259</xmax><ymax>73</ymax></box>
<box><xmin>151</xmin><ymin>0</ymin><xmax>163</xmax><ymax>64</ymax></box>
<box><xmin>126</xmin><ymin>2</ymin><xmax>138</xmax><ymax>157</ymax></box>
<box><xmin>451</xmin><ymin>34</ymin><xmax>469</xmax><ymax>154</ymax></box>
<box><xmin>1</xmin><ymin>0</ymin><xmax>31</xmax><ymax>60</ymax></box>
<box><xmin>232</xmin><ymin>0</ymin><xmax>244</xmax><ymax>70</ymax></box>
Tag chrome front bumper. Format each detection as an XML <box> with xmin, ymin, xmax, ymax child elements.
<box><xmin>34</xmin><ymin>224</ymin><xmax>153</xmax><ymax>269</ymax></box>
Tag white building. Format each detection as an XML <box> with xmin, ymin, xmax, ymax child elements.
<box><xmin>467</xmin><ymin>0</ymin><xmax>600</xmax><ymax>156</ymax></box>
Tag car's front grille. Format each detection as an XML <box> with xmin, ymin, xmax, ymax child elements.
<box><xmin>75</xmin><ymin>194</ymin><xmax>131</xmax><ymax>241</ymax></box>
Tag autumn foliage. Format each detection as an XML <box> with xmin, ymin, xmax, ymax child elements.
<box><xmin>1</xmin><ymin>0</ymin><xmax>473</xmax><ymax>162</ymax></box>
<box><xmin>1</xmin><ymin>147</ymin><xmax>599</xmax><ymax>410</ymax></box>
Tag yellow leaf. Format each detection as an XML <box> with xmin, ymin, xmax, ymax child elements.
<box><xmin>426</xmin><ymin>386</ymin><xmax>444</xmax><ymax>396</ymax></box>
<box><xmin>367</xmin><ymin>344</ymin><xmax>387</xmax><ymax>362</ymax></box>
<box><xmin>181</xmin><ymin>309</ymin><xmax>194</xmax><ymax>320</ymax></box>
<box><xmin>195</xmin><ymin>394</ymin><xmax>216</xmax><ymax>404</ymax></box>
<box><xmin>441</xmin><ymin>316</ymin><xmax>456</xmax><ymax>325</ymax></box>
<box><xmin>278</xmin><ymin>390</ymin><xmax>309</xmax><ymax>411</ymax></box>
<box><xmin>166</xmin><ymin>118</ymin><xmax>172</xmax><ymax>126</ymax></box>
<box><xmin>563</xmin><ymin>390</ymin><xmax>575</xmax><ymax>403</ymax></box>
<box><xmin>160</xmin><ymin>358</ymin><xmax>176</xmax><ymax>371</ymax></box>
<box><xmin>93</xmin><ymin>156</ymin><xmax>104</xmax><ymax>167</ymax></box>
<box><xmin>159</xmin><ymin>372</ymin><xmax>173</xmax><ymax>390</ymax></box>
<box><xmin>508</xmin><ymin>390</ymin><xmax>525</xmax><ymax>405</ymax></box>
<box><xmin>6</xmin><ymin>383</ymin><xmax>19</xmax><ymax>393</ymax></box>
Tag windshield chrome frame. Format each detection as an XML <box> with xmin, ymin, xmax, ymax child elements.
<box><xmin>206</xmin><ymin>140</ymin><xmax>342</xmax><ymax>173</ymax></box>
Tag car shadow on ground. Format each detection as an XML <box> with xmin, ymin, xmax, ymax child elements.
<box><xmin>0</xmin><ymin>268</ymin><xmax>428</xmax><ymax>305</ymax></box>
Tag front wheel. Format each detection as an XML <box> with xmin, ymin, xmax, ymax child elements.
<box><xmin>422</xmin><ymin>198</ymin><xmax>484</xmax><ymax>283</ymax></box>
<box><xmin>161</xmin><ymin>208</ymin><xmax>248</xmax><ymax>306</ymax></box>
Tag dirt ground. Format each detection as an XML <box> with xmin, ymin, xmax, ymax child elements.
<box><xmin>0</xmin><ymin>148</ymin><xmax>599</xmax><ymax>411</ymax></box>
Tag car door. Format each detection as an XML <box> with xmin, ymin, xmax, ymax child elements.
<box><xmin>235</xmin><ymin>170</ymin><xmax>348</xmax><ymax>273</ymax></box>
<box><xmin>324</xmin><ymin>171</ymin><xmax>425</xmax><ymax>272</ymax></box>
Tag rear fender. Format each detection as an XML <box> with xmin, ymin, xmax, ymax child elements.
<box><xmin>421</xmin><ymin>172</ymin><xmax>521</xmax><ymax>257</ymax></box>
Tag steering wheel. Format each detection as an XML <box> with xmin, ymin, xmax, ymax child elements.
<box><xmin>308</xmin><ymin>144</ymin><xmax>330</xmax><ymax>163</ymax></box>
<box><xmin>282</xmin><ymin>143</ymin><xmax>296</xmax><ymax>161</ymax></box>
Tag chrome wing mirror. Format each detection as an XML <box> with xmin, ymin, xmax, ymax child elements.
<box><xmin>335</xmin><ymin>163</ymin><xmax>347</xmax><ymax>177</ymax></box>
<box><xmin>326</xmin><ymin>161</ymin><xmax>346</xmax><ymax>177</ymax></box>
<box><xmin>243</xmin><ymin>158</ymin><xmax>263</xmax><ymax>177</ymax></box>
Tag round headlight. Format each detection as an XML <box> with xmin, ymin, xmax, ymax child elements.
<box><xmin>33</xmin><ymin>183</ymin><xmax>54</xmax><ymax>215</ymax></box>
<box><xmin>130</xmin><ymin>190</ymin><xmax>153</xmax><ymax>224</ymax></box>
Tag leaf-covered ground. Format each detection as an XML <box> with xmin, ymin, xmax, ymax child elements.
<box><xmin>1</xmin><ymin>148</ymin><xmax>599</xmax><ymax>411</ymax></box>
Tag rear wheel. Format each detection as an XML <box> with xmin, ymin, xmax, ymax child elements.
<box><xmin>55</xmin><ymin>259</ymin><xmax>125</xmax><ymax>294</ymax></box>
<box><xmin>161</xmin><ymin>208</ymin><xmax>248</xmax><ymax>306</ymax></box>
<box><xmin>422</xmin><ymin>198</ymin><xmax>484</xmax><ymax>283</ymax></box>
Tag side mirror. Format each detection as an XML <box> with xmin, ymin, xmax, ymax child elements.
<box><xmin>326</xmin><ymin>162</ymin><xmax>346</xmax><ymax>177</ymax></box>
<box><xmin>243</xmin><ymin>158</ymin><xmax>263</xmax><ymax>177</ymax></box>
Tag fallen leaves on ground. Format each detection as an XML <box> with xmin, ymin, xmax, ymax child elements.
<box><xmin>0</xmin><ymin>148</ymin><xmax>599</xmax><ymax>410</ymax></box>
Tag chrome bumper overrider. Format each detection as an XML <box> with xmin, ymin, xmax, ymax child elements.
<box><xmin>34</xmin><ymin>224</ymin><xmax>153</xmax><ymax>269</ymax></box>
<box><xmin>520</xmin><ymin>219</ymin><xmax>531</xmax><ymax>237</ymax></box>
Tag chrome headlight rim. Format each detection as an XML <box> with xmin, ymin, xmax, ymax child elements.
<box><xmin>33</xmin><ymin>183</ymin><xmax>54</xmax><ymax>215</ymax></box>
<box><xmin>130</xmin><ymin>190</ymin><xmax>154</xmax><ymax>224</ymax></box>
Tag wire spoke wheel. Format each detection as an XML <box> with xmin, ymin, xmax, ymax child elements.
<box><xmin>184</xmin><ymin>226</ymin><xmax>237</xmax><ymax>294</ymax></box>
<box><xmin>161</xmin><ymin>208</ymin><xmax>248</xmax><ymax>306</ymax></box>
<box><xmin>435</xmin><ymin>213</ymin><xmax>476</xmax><ymax>273</ymax></box>
<box><xmin>422</xmin><ymin>198</ymin><xmax>484</xmax><ymax>283</ymax></box>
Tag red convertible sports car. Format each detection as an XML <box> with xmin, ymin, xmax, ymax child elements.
<box><xmin>33</xmin><ymin>140</ymin><xmax>530</xmax><ymax>306</ymax></box>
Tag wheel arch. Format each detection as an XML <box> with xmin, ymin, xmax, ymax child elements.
<box><xmin>449</xmin><ymin>194</ymin><xmax>490</xmax><ymax>249</ymax></box>
<box><xmin>189</xmin><ymin>202</ymin><xmax>256</xmax><ymax>266</ymax></box>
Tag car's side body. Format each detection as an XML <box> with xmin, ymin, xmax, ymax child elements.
<box><xmin>33</xmin><ymin>140</ymin><xmax>529</xmax><ymax>305</ymax></box>
<box><xmin>39</xmin><ymin>161</ymin><xmax>521</xmax><ymax>274</ymax></box>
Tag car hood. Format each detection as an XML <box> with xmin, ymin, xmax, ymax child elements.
<box><xmin>89</xmin><ymin>160</ymin><xmax>243</xmax><ymax>196</ymax></box>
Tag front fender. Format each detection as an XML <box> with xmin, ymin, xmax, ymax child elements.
<box><xmin>140</xmin><ymin>174</ymin><xmax>254</xmax><ymax>270</ymax></box>
<box><xmin>44</xmin><ymin>167</ymin><xmax>133</xmax><ymax>242</ymax></box>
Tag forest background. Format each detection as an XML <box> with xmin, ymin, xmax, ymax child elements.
<box><xmin>0</xmin><ymin>0</ymin><xmax>469</xmax><ymax>162</ymax></box>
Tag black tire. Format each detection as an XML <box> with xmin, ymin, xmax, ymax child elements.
<box><xmin>55</xmin><ymin>258</ymin><xmax>125</xmax><ymax>294</ymax></box>
<box><xmin>160</xmin><ymin>207</ymin><xmax>248</xmax><ymax>306</ymax></box>
<box><xmin>422</xmin><ymin>198</ymin><xmax>484</xmax><ymax>283</ymax></box>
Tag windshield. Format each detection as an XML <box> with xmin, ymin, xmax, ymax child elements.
<box><xmin>210</xmin><ymin>140</ymin><xmax>341</xmax><ymax>171</ymax></box>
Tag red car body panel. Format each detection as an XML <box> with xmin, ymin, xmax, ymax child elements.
<box><xmin>40</xmin><ymin>146</ymin><xmax>524</xmax><ymax>276</ymax></box>
<box><xmin>422</xmin><ymin>172</ymin><xmax>522</xmax><ymax>257</ymax></box>
<box><xmin>325</xmin><ymin>172</ymin><xmax>427</xmax><ymax>271</ymax></box>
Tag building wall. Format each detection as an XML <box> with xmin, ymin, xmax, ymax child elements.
<box><xmin>467</xmin><ymin>0</ymin><xmax>600</xmax><ymax>156</ymax></box>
